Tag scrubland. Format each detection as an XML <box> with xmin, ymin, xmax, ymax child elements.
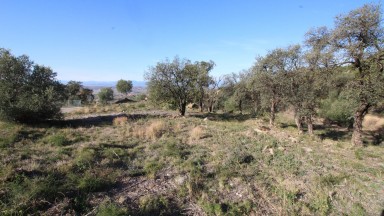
<box><xmin>0</xmin><ymin>102</ymin><xmax>383</xmax><ymax>215</ymax></box>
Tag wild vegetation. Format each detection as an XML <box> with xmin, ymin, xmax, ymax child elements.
<box><xmin>0</xmin><ymin>3</ymin><xmax>383</xmax><ymax>216</ymax></box>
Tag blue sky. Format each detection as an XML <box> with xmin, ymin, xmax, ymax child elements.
<box><xmin>0</xmin><ymin>0</ymin><xmax>379</xmax><ymax>82</ymax></box>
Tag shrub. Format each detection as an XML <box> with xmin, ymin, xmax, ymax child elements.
<box><xmin>98</xmin><ymin>88</ymin><xmax>114</xmax><ymax>104</ymax></box>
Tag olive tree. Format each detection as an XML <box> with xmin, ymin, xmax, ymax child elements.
<box><xmin>116</xmin><ymin>79</ymin><xmax>133</xmax><ymax>96</ymax></box>
<box><xmin>289</xmin><ymin>27</ymin><xmax>336</xmax><ymax>134</ymax></box>
<box><xmin>205</xmin><ymin>76</ymin><xmax>222</xmax><ymax>113</ymax></box>
<box><xmin>331</xmin><ymin>4</ymin><xmax>384</xmax><ymax>146</ymax></box>
<box><xmin>252</xmin><ymin>45</ymin><xmax>301</xmax><ymax>126</ymax></box>
<box><xmin>195</xmin><ymin>61</ymin><xmax>215</xmax><ymax>112</ymax></box>
<box><xmin>98</xmin><ymin>88</ymin><xmax>114</xmax><ymax>104</ymax></box>
<box><xmin>145</xmin><ymin>57</ymin><xmax>200</xmax><ymax>116</ymax></box>
<box><xmin>0</xmin><ymin>48</ymin><xmax>66</xmax><ymax>122</ymax></box>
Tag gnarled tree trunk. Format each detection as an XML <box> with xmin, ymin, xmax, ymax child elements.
<box><xmin>179</xmin><ymin>101</ymin><xmax>187</xmax><ymax>116</ymax></box>
<box><xmin>294</xmin><ymin>108</ymin><xmax>303</xmax><ymax>134</ymax></box>
<box><xmin>199</xmin><ymin>99</ymin><xmax>203</xmax><ymax>112</ymax></box>
<box><xmin>307</xmin><ymin>115</ymin><xmax>314</xmax><ymax>135</ymax></box>
<box><xmin>270</xmin><ymin>100</ymin><xmax>276</xmax><ymax>126</ymax></box>
<box><xmin>351</xmin><ymin>102</ymin><xmax>370</xmax><ymax>146</ymax></box>
<box><xmin>239</xmin><ymin>99</ymin><xmax>243</xmax><ymax>115</ymax></box>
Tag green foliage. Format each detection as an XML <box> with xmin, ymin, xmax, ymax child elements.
<box><xmin>116</xmin><ymin>79</ymin><xmax>133</xmax><ymax>95</ymax></box>
<box><xmin>135</xmin><ymin>93</ymin><xmax>147</xmax><ymax>101</ymax></box>
<box><xmin>319</xmin><ymin>92</ymin><xmax>354</xmax><ymax>126</ymax></box>
<box><xmin>0</xmin><ymin>48</ymin><xmax>66</xmax><ymax>122</ymax></box>
<box><xmin>98</xmin><ymin>88</ymin><xmax>114</xmax><ymax>104</ymax></box>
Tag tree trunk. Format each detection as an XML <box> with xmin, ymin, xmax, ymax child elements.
<box><xmin>199</xmin><ymin>99</ymin><xmax>203</xmax><ymax>112</ymax></box>
<box><xmin>254</xmin><ymin>100</ymin><xmax>259</xmax><ymax>115</ymax></box>
<box><xmin>351</xmin><ymin>102</ymin><xmax>370</xmax><ymax>146</ymax></box>
<box><xmin>179</xmin><ymin>102</ymin><xmax>187</xmax><ymax>116</ymax></box>
<box><xmin>270</xmin><ymin>100</ymin><xmax>276</xmax><ymax>126</ymax></box>
<box><xmin>294</xmin><ymin>110</ymin><xmax>303</xmax><ymax>134</ymax></box>
<box><xmin>307</xmin><ymin>115</ymin><xmax>314</xmax><ymax>135</ymax></box>
<box><xmin>239</xmin><ymin>99</ymin><xmax>243</xmax><ymax>115</ymax></box>
<box><xmin>208</xmin><ymin>104</ymin><xmax>213</xmax><ymax>113</ymax></box>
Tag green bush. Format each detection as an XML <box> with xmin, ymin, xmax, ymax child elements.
<box><xmin>98</xmin><ymin>88</ymin><xmax>114</xmax><ymax>104</ymax></box>
<box><xmin>319</xmin><ymin>95</ymin><xmax>354</xmax><ymax>127</ymax></box>
<box><xmin>0</xmin><ymin>48</ymin><xmax>66</xmax><ymax>122</ymax></box>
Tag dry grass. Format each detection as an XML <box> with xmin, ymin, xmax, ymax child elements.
<box><xmin>145</xmin><ymin>120</ymin><xmax>167</xmax><ymax>140</ymax></box>
<box><xmin>363</xmin><ymin>114</ymin><xmax>384</xmax><ymax>131</ymax></box>
<box><xmin>189</xmin><ymin>126</ymin><xmax>204</xmax><ymax>142</ymax></box>
<box><xmin>1</xmin><ymin>107</ymin><xmax>384</xmax><ymax>215</ymax></box>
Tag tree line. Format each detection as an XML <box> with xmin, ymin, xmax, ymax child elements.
<box><xmin>0</xmin><ymin>47</ymin><xmax>134</xmax><ymax>121</ymax></box>
<box><xmin>145</xmin><ymin>4</ymin><xmax>384</xmax><ymax>146</ymax></box>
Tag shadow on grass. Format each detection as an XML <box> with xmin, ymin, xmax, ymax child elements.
<box><xmin>364</xmin><ymin>126</ymin><xmax>384</xmax><ymax>146</ymax></box>
<box><xmin>39</xmin><ymin>113</ymin><xmax>170</xmax><ymax>128</ymax></box>
<box><xmin>318</xmin><ymin>129</ymin><xmax>351</xmax><ymax>141</ymax></box>
<box><xmin>189</xmin><ymin>112</ymin><xmax>255</xmax><ymax>122</ymax></box>
<box><xmin>279</xmin><ymin>122</ymin><xmax>297</xmax><ymax>129</ymax></box>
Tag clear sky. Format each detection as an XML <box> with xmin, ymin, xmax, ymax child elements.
<box><xmin>0</xmin><ymin>0</ymin><xmax>379</xmax><ymax>81</ymax></box>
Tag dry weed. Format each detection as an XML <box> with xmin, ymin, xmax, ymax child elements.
<box><xmin>113</xmin><ymin>116</ymin><xmax>129</xmax><ymax>126</ymax></box>
<box><xmin>189</xmin><ymin>126</ymin><xmax>204</xmax><ymax>142</ymax></box>
<box><xmin>131</xmin><ymin>126</ymin><xmax>146</xmax><ymax>139</ymax></box>
<box><xmin>146</xmin><ymin>120</ymin><xmax>167</xmax><ymax>140</ymax></box>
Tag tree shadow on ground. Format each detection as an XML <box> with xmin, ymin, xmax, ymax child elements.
<box><xmin>319</xmin><ymin>129</ymin><xmax>351</xmax><ymax>141</ymax></box>
<box><xmin>279</xmin><ymin>122</ymin><xmax>297</xmax><ymax>129</ymax></box>
<box><xmin>188</xmin><ymin>112</ymin><xmax>255</xmax><ymax>122</ymax></box>
<box><xmin>363</xmin><ymin>126</ymin><xmax>384</xmax><ymax>146</ymax></box>
<box><xmin>39</xmin><ymin>113</ymin><xmax>170</xmax><ymax>128</ymax></box>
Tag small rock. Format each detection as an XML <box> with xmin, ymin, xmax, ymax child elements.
<box><xmin>302</xmin><ymin>147</ymin><xmax>313</xmax><ymax>153</ymax></box>
<box><xmin>203</xmin><ymin>117</ymin><xmax>209</xmax><ymax>121</ymax></box>
<box><xmin>269</xmin><ymin>148</ymin><xmax>274</xmax><ymax>155</ymax></box>
<box><xmin>118</xmin><ymin>196</ymin><xmax>126</xmax><ymax>204</ymax></box>
<box><xmin>174</xmin><ymin>175</ymin><xmax>186</xmax><ymax>185</ymax></box>
<box><xmin>278</xmin><ymin>147</ymin><xmax>285</xmax><ymax>151</ymax></box>
<box><xmin>289</xmin><ymin>137</ymin><xmax>298</xmax><ymax>143</ymax></box>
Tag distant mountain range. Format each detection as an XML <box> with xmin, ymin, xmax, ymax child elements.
<box><xmin>60</xmin><ymin>80</ymin><xmax>147</xmax><ymax>87</ymax></box>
